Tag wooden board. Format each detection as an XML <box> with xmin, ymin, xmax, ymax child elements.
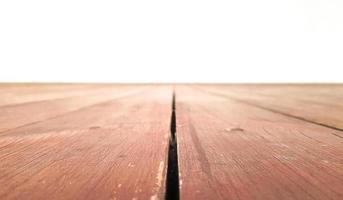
<box><xmin>175</xmin><ymin>85</ymin><xmax>343</xmax><ymax>200</ymax></box>
<box><xmin>195</xmin><ymin>84</ymin><xmax>343</xmax><ymax>130</ymax></box>
<box><xmin>0</xmin><ymin>83</ymin><xmax>110</xmax><ymax>106</ymax></box>
<box><xmin>0</xmin><ymin>85</ymin><xmax>172</xmax><ymax>200</ymax></box>
<box><xmin>0</xmin><ymin>85</ymin><xmax>152</xmax><ymax>133</ymax></box>
<box><xmin>1</xmin><ymin>84</ymin><xmax>343</xmax><ymax>200</ymax></box>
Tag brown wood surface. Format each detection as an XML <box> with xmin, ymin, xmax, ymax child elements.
<box><xmin>1</xmin><ymin>84</ymin><xmax>343</xmax><ymax>200</ymax></box>
<box><xmin>195</xmin><ymin>84</ymin><xmax>343</xmax><ymax>130</ymax></box>
<box><xmin>0</xmin><ymin>85</ymin><xmax>152</xmax><ymax>133</ymax></box>
<box><xmin>0</xmin><ymin>84</ymin><xmax>172</xmax><ymax>200</ymax></box>
<box><xmin>176</xmin><ymin>85</ymin><xmax>343</xmax><ymax>200</ymax></box>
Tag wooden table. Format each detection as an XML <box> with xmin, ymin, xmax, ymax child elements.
<box><xmin>0</xmin><ymin>84</ymin><xmax>342</xmax><ymax>200</ymax></box>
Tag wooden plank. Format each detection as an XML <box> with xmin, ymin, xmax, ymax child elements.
<box><xmin>0</xmin><ymin>84</ymin><xmax>146</xmax><ymax>107</ymax></box>
<box><xmin>0</xmin><ymin>83</ymin><xmax>101</xmax><ymax>106</ymax></box>
<box><xmin>0</xmin><ymin>86</ymin><xmax>172</xmax><ymax>200</ymax></box>
<box><xmin>195</xmin><ymin>84</ymin><xmax>343</xmax><ymax>130</ymax></box>
<box><xmin>0</xmin><ymin>85</ymin><xmax>152</xmax><ymax>133</ymax></box>
<box><xmin>175</xmin><ymin>85</ymin><xmax>343</xmax><ymax>200</ymax></box>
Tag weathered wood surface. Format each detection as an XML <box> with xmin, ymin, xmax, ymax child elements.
<box><xmin>195</xmin><ymin>84</ymin><xmax>343</xmax><ymax>130</ymax></box>
<box><xmin>0</xmin><ymin>84</ymin><xmax>152</xmax><ymax>133</ymax></box>
<box><xmin>0</xmin><ymin>84</ymin><xmax>172</xmax><ymax>200</ymax></box>
<box><xmin>176</xmin><ymin>85</ymin><xmax>343</xmax><ymax>200</ymax></box>
<box><xmin>1</xmin><ymin>84</ymin><xmax>343</xmax><ymax>200</ymax></box>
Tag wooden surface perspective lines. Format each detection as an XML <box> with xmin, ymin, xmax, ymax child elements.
<box><xmin>0</xmin><ymin>84</ymin><xmax>342</xmax><ymax>200</ymax></box>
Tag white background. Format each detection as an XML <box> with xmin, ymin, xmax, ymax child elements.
<box><xmin>1</xmin><ymin>0</ymin><xmax>342</xmax><ymax>83</ymax></box>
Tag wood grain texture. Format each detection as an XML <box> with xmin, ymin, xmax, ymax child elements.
<box><xmin>0</xmin><ymin>83</ymin><xmax>107</xmax><ymax>106</ymax></box>
<box><xmin>195</xmin><ymin>84</ymin><xmax>343</xmax><ymax>130</ymax></box>
<box><xmin>0</xmin><ymin>85</ymin><xmax>152</xmax><ymax>133</ymax></box>
<box><xmin>0</xmin><ymin>85</ymin><xmax>172</xmax><ymax>200</ymax></box>
<box><xmin>1</xmin><ymin>84</ymin><xmax>343</xmax><ymax>200</ymax></box>
<box><xmin>176</xmin><ymin>85</ymin><xmax>343</xmax><ymax>200</ymax></box>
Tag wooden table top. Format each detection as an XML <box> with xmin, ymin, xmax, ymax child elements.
<box><xmin>0</xmin><ymin>84</ymin><xmax>342</xmax><ymax>200</ymax></box>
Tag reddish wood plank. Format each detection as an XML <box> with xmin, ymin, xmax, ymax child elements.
<box><xmin>0</xmin><ymin>85</ymin><xmax>152</xmax><ymax>133</ymax></box>
<box><xmin>0</xmin><ymin>83</ymin><xmax>103</xmax><ymax>106</ymax></box>
<box><xmin>175</xmin><ymin>85</ymin><xmax>343</xmax><ymax>200</ymax></box>
<box><xmin>0</xmin><ymin>84</ymin><xmax>147</xmax><ymax>107</ymax></box>
<box><xmin>0</xmin><ymin>86</ymin><xmax>172</xmax><ymax>200</ymax></box>
<box><xmin>196</xmin><ymin>84</ymin><xmax>343</xmax><ymax>130</ymax></box>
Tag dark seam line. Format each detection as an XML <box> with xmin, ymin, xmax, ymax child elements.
<box><xmin>165</xmin><ymin>90</ymin><xmax>180</xmax><ymax>200</ymax></box>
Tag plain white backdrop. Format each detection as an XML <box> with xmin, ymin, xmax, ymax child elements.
<box><xmin>1</xmin><ymin>0</ymin><xmax>342</xmax><ymax>83</ymax></box>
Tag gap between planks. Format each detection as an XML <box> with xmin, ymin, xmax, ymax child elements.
<box><xmin>165</xmin><ymin>90</ymin><xmax>180</xmax><ymax>200</ymax></box>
